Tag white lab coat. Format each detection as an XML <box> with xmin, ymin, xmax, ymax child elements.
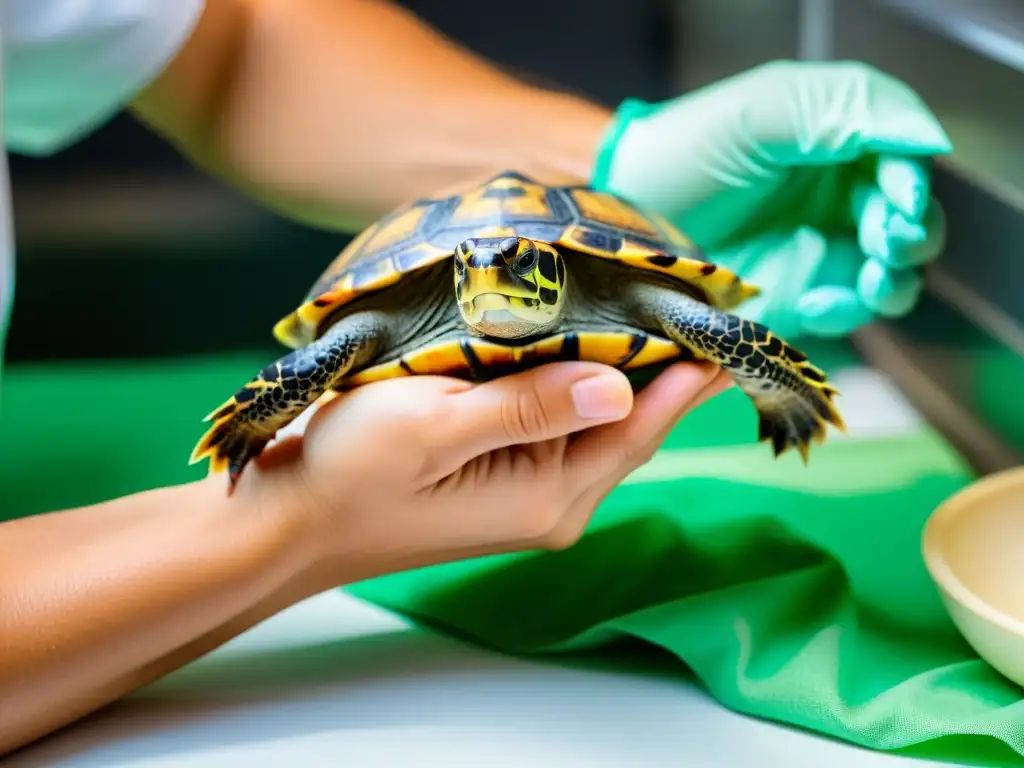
<box><xmin>0</xmin><ymin>0</ymin><xmax>205</xmax><ymax>380</ymax></box>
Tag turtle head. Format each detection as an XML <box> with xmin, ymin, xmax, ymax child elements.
<box><xmin>453</xmin><ymin>236</ymin><xmax>566</xmax><ymax>339</ymax></box>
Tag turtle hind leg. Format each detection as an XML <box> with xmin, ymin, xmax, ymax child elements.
<box><xmin>642</xmin><ymin>290</ymin><xmax>845</xmax><ymax>461</ymax></box>
<box><xmin>190</xmin><ymin>313</ymin><xmax>385</xmax><ymax>492</ymax></box>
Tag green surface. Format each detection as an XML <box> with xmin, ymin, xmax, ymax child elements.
<box><xmin>0</xmin><ymin>352</ymin><xmax>258</xmax><ymax>519</ymax></box>
<box><xmin>3</xmin><ymin>343</ymin><xmax>1024</xmax><ymax>764</ymax></box>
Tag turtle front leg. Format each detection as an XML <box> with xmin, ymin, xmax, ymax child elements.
<box><xmin>637</xmin><ymin>288</ymin><xmax>845</xmax><ymax>460</ymax></box>
<box><xmin>191</xmin><ymin>312</ymin><xmax>386</xmax><ymax>492</ymax></box>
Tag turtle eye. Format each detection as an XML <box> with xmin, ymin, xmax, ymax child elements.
<box><xmin>513</xmin><ymin>246</ymin><xmax>537</xmax><ymax>276</ymax></box>
<box><xmin>457</xmin><ymin>239</ymin><xmax>476</xmax><ymax>258</ymax></box>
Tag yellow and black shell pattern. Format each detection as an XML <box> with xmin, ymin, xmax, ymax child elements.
<box><xmin>273</xmin><ymin>170</ymin><xmax>760</xmax><ymax>350</ymax></box>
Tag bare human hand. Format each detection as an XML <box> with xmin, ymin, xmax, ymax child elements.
<box><xmin>0</xmin><ymin>360</ymin><xmax>728</xmax><ymax>755</ymax></box>
<box><xmin>242</xmin><ymin>360</ymin><xmax>732</xmax><ymax>586</ymax></box>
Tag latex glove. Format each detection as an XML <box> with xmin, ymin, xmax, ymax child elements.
<box><xmin>592</xmin><ymin>61</ymin><xmax>952</xmax><ymax>339</ymax></box>
<box><xmin>247</xmin><ymin>361</ymin><xmax>730</xmax><ymax>580</ymax></box>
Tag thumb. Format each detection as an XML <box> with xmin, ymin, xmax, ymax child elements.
<box><xmin>439</xmin><ymin>362</ymin><xmax>634</xmax><ymax>465</ymax></box>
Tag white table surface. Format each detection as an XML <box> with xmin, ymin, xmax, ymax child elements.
<box><xmin>7</xmin><ymin>368</ymin><xmax>965</xmax><ymax>767</ymax></box>
<box><xmin>9</xmin><ymin>590</ymin><xmax>953</xmax><ymax>768</ymax></box>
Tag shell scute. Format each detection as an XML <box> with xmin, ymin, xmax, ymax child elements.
<box><xmin>553</xmin><ymin>186</ymin><xmax>760</xmax><ymax>310</ymax></box>
<box><xmin>274</xmin><ymin>170</ymin><xmax>761</xmax><ymax>349</ymax></box>
<box><xmin>567</xmin><ymin>189</ymin><xmax>662</xmax><ymax>238</ymax></box>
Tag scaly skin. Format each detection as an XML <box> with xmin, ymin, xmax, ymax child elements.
<box><xmin>193</xmin><ymin>238</ymin><xmax>844</xmax><ymax>492</ymax></box>
<box><xmin>191</xmin><ymin>313</ymin><xmax>385</xmax><ymax>490</ymax></box>
<box><xmin>635</xmin><ymin>284</ymin><xmax>844</xmax><ymax>459</ymax></box>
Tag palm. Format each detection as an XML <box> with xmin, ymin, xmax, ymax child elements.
<box><xmin>291</xmin><ymin>364</ymin><xmax>728</xmax><ymax>556</ymax></box>
<box><xmin>432</xmin><ymin>437</ymin><xmax>579</xmax><ymax>549</ymax></box>
<box><xmin>445</xmin><ymin>436</ymin><xmax>568</xmax><ymax>486</ymax></box>
<box><xmin>686</xmin><ymin>163</ymin><xmax>862</xmax><ymax>253</ymax></box>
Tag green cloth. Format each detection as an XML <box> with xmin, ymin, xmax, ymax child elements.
<box><xmin>3</xmin><ymin>346</ymin><xmax>1024</xmax><ymax>764</ymax></box>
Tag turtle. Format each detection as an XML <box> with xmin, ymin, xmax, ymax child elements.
<box><xmin>191</xmin><ymin>170</ymin><xmax>845</xmax><ymax>491</ymax></box>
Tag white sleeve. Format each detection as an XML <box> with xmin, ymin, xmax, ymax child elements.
<box><xmin>2</xmin><ymin>0</ymin><xmax>206</xmax><ymax>156</ymax></box>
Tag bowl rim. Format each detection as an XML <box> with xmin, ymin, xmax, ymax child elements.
<box><xmin>922</xmin><ymin>465</ymin><xmax>1024</xmax><ymax>638</ymax></box>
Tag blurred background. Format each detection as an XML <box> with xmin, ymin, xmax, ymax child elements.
<box><xmin>5</xmin><ymin>0</ymin><xmax>1024</xmax><ymax>476</ymax></box>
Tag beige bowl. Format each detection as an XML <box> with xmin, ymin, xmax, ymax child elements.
<box><xmin>923</xmin><ymin>465</ymin><xmax>1024</xmax><ymax>687</ymax></box>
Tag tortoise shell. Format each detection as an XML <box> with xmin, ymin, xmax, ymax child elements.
<box><xmin>272</xmin><ymin>171</ymin><xmax>760</xmax><ymax>349</ymax></box>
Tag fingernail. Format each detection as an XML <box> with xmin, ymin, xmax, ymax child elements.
<box><xmin>571</xmin><ymin>375</ymin><xmax>632</xmax><ymax>420</ymax></box>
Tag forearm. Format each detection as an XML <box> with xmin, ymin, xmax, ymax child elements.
<box><xmin>130</xmin><ymin>0</ymin><xmax>612</xmax><ymax>232</ymax></box>
<box><xmin>0</xmin><ymin>476</ymin><xmax>311</xmax><ymax>755</ymax></box>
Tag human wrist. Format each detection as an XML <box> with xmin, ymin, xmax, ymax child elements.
<box><xmin>229</xmin><ymin>456</ymin><xmax>478</xmax><ymax>589</ymax></box>
<box><xmin>225</xmin><ymin>457</ymin><xmax>388</xmax><ymax>591</ymax></box>
<box><xmin>186</xmin><ymin>470</ymin><xmax>318</xmax><ymax>595</ymax></box>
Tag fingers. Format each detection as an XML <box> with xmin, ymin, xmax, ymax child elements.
<box><xmin>848</xmin><ymin>160</ymin><xmax>946</xmax><ymax>318</ymax></box>
<box><xmin>792</xmin><ymin>235</ymin><xmax>868</xmax><ymax>337</ymax></box>
<box><xmin>798</xmin><ymin>160</ymin><xmax>945</xmax><ymax>334</ymax></box>
<box><xmin>796</xmin><ymin>285</ymin><xmax>872</xmax><ymax>338</ymax></box>
<box><xmin>856</xmin><ymin>259</ymin><xmax>924</xmax><ymax>318</ymax></box>
<box><xmin>709</xmin><ymin>228</ymin><xmax>836</xmax><ymax>339</ymax></box>
<box><xmin>435</xmin><ymin>362</ymin><xmax>635</xmax><ymax>470</ymax></box>
<box><xmin>563</xmin><ymin>362</ymin><xmax>726</xmax><ymax>496</ymax></box>
<box><xmin>714</xmin><ymin>230</ymin><xmax>872</xmax><ymax>339</ymax></box>
<box><xmin>876</xmin><ymin>155</ymin><xmax>932</xmax><ymax>221</ymax></box>
<box><xmin>537</xmin><ymin>364</ymin><xmax>730</xmax><ymax>550</ymax></box>
<box><xmin>711</xmin><ymin>62</ymin><xmax>952</xmax><ymax>166</ymax></box>
<box><xmin>852</xmin><ymin>170</ymin><xmax>947</xmax><ymax>271</ymax></box>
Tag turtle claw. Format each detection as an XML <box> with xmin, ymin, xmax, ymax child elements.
<box><xmin>752</xmin><ymin>374</ymin><xmax>844</xmax><ymax>463</ymax></box>
<box><xmin>190</xmin><ymin>315</ymin><xmax>382</xmax><ymax>493</ymax></box>
<box><xmin>656</xmin><ymin>299</ymin><xmax>846</xmax><ymax>462</ymax></box>
<box><xmin>220</xmin><ymin>431</ymin><xmax>271</xmax><ymax>494</ymax></box>
<box><xmin>191</xmin><ymin>397</ymin><xmax>274</xmax><ymax>494</ymax></box>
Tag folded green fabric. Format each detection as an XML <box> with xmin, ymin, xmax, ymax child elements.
<box><xmin>348</xmin><ymin>394</ymin><xmax>1024</xmax><ymax>765</ymax></box>
<box><xmin>4</xmin><ymin>350</ymin><xmax>1024</xmax><ymax>765</ymax></box>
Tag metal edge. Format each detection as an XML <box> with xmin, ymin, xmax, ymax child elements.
<box><xmin>851</xmin><ymin>321</ymin><xmax>1021</xmax><ymax>475</ymax></box>
<box><xmin>870</xmin><ymin>0</ymin><xmax>1024</xmax><ymax>75</ymax></box>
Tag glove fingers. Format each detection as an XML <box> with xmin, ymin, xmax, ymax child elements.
<box><xmin>798</xmin><ymin>236</ymin><xmax>874</xmax><ymax>337</ymax></box>
<box><xmin>804</xmin><ymin>230</ymin><xmax>925</xmax><ymax>323</ymax></box>
<box><xmin>876</xmin><ymin>154</ymin><xmax>933</xmax><ymax>220</ymax></box>
<box><xmin>856</xmin><ymin>259</ymin><xmax>925</xmax><ymax>318</ymax></box>
<box><xmin>797</xmin><ymin>285</ymin><xmax>873</xmax><ymax>338</ymax></box>
<box><xmin>795</xmin><ymin>62</ymin><xmax>952</xmax><ymax>159</ymax></box>
<box><xmin>807</xmin><ymin>234</ymin><xmax>862</xmax><ymax>287</ymax></box>
<box><xmin>848</xmin><ymin>67</ymin><xmax>953</xmax><ymax>156</ymax></box>
<box><xmin>715</xmin><ymin>228</ymin><xmax>877</xmax><ymax>339</ymax></box>
<box><xmin>851</xmin><ymin>181</ymin><xmax>946</xmax><ymax>270</ymax></box>
<box><xmin>711</xmin><ymin>222</ymin><xmax>931</xmax><ymax>338</ymax></box>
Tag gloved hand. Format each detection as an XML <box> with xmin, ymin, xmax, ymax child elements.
<box><xmin>591</xmin><ymin>61</ymin><xmax>952</xmax><ymax>339</ymax></box>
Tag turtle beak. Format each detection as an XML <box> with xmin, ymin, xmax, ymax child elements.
<box><xmin>459</xmin><ymin>267</ymin><xmax>514</xmax><ymax>323</ymax></box>
<box><xmin>461</xmin><ymin>266</ymin><xmax>504</xmax><ymax>302</ymax></box>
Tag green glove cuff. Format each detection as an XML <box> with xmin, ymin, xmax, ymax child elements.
<box><xmin>590</xmin><ymin>97</ymin><xmax>657</xmax><ymax>190</ymax></box>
